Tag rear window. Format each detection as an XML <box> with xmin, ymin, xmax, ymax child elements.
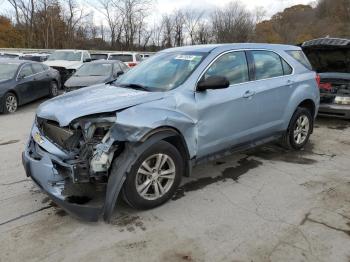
<box><xmin>287</xmin><ymin>50</ymin><xmax>313</xmax><ymax>70</ymax></box>
<box><xmin>109</xmin><ymin>54</ymin><xmax>133</xmax><ymax>62</ymax></box>
<box><xmin>91</xmin><ymin>54</ymin><xmax>108</xmax><ymax>60</ymax></box>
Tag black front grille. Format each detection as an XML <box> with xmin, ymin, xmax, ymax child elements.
<box><xmin>52</xmin><ymin>66</ymin><xmax>74</xmax><ymax>84</ymax></box>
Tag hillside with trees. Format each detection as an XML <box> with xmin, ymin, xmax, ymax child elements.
<box><xmin>0</xmin><ymin>0</ymin><xmax>348</xmax><ymax>51</ymax></box>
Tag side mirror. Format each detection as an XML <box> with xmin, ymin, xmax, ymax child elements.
<box><xmin>84</xmin><ymin>58</ymin><xmax>92</xmax><ymax>63</ymax></box>
<box><xmin>197</xmin><ymin>76</ymin><xmax>230</xmax><ymax>91</ymax></box>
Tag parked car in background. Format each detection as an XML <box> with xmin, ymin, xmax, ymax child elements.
<box><xmin>90</xmin><ymin>52</ymin><xmax>114</xmax><ymax>61</ymax></box>
<box><xmin>64</xmin><ymin>60</ymin><xmax>128</xmax><ymax>91</ymax></box>
<box><xmin>302</xmin><ymin>38</ymin><xmax>350</xmax><ymax>119</ymax></box>
<box><xmin>0</xmin><ymin>52</ymin><xmax>23</xmax><ymax>59</ymax></box>
<box><xmin>44</xmin><ymin>49</ymin><xmax>91</xmax><ymax>86</ymax></box>
<box><xmin>108</xmin><ymin>52</ymin><xmax>142</xmax><ymax>67</ymax></box>
<box><xmin>0</xmin><ymin>59</ymin><xmax>60</xmax><ymax>113</ymax></box>
<box><xmin>20</xmin><ymin>53</ymin><xmax>50</xmax><ymax>62</ymax></box>
<box><xmin>23</xmin><ymin>43</ymin><xmax>319</xmax><ymax>222</ymax></box>
<box><xmin>140</xmin><ymin>53</ymin><xmax>153</xmax><ymax>60</ymax></box>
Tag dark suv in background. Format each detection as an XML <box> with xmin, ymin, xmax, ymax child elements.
<box><xmin>302</xmin><ymin>38</ymin><xmax>350</xmax><ymax>119</ymax></box>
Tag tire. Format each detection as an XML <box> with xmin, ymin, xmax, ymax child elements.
<box><xmin>121</xmin><ymin>140</ymin><xmax>184</xmax><ymax>209</ymax></box>
<box><xmin>3</xmin><ymin>93</ymin><xmax>18</xmax><ymax>114</ymax></box>
<box><xmin>281</xmin><ymin>107</ymin><xmax>313</xmax><ymax>150</ymax></box>
<box><xmin>49</xmin><ymin>81</ymin><xmax>59</xmax><ymax>98</ymax></box>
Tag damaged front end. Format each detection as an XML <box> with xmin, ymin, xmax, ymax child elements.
<box><xmin>22</xmin><ymin>114</ymin><xmax>122</xmax><ymax>221</ymax></box>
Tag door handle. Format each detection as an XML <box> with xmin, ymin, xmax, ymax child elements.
<box><xmin>242</xmin><ymin>90</ymin><xmax>256</xmax><ymax>98</ymax></box>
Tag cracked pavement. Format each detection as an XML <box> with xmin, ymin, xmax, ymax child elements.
<box><xmin>0</xmin><ymin>99</ymin><xmax>350</xmax><ymax>262</ymax></box>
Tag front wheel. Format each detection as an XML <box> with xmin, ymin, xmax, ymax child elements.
<box><xmin>120</xmin><ymin>140</ymin><xmax>184</xmax><ymax>209</ymax></box>
<box><xmin>281</xmin><ymin>107</ymin><xmax>313</xmax><ymax>150</ymax></box>
<box><xmin>3</xmin><ymin>93</ymin><xmax>18</xmax><ymax>114</ymax></box>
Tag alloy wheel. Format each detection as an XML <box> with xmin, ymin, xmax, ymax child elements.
<box><xmin>293</xmin><ymin>115</ymin><xmax>310</xmax><ymax>145</ymax></box>
<box><xmin>135</xmin><ymin>153</ymin><xmax>176</xmax><ymax>200</ymax></box>
<box><xmin>5</xmin><ymin>95</ymin><xmax>17</xmax><ymax>113</ymax></box>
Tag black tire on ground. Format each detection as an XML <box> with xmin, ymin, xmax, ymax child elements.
<box><xmin>3</xmin><ymin>92</ymin><xmax>18</xmax><ymax>114</ymax></box>
<box><xmin>119</xmin><ymin>140</ymin><xmax>184</xmax><ymax>210</ymax></box>
<box><xmin>280</xmin><ymin>107</ymin><xmax>313</xmax><ymax>150</ymax></box>
<box><xmin>49</xmin><ymin>81</ymin><xmax>59</xmax><ymax>98</ymax></box>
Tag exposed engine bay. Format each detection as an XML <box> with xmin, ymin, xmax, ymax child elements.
<box><xmin>36</xmin><ymin>115</ymin><xmax>122</xmax><ymax>184</ymax></box>
<box><xmin>319</xmin><ymin>76</ymin><xmax>350</xmax><ymax>105</ymax></box>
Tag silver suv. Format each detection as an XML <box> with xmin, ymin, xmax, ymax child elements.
<box><xmin>22</xmin><ymin>44</ymin><xmax>320</xmax><ymax>222</ymax></box>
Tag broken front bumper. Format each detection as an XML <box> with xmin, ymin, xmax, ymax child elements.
<box><xmin>22</xmin><ymin>125</ymin><xmax>105</xmax><ymax>222</ymax></box>
<box><xmin>318</xmin><ymin>103</ymin><xmax>350</xmax><ymax>119</ymax></box>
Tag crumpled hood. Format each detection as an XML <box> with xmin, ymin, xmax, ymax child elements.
<box><xmin>65</xmin><ymin>75</ymin><xmax>110</xmax><ymax>88</ymax></box>
<box><xmin>44</xmin><ymin>60</ymin><xmax>82</xmax><ymax>69</ymax></box>
<box><xmin>36</xmin><ymin>84</ymin><xmax>165</xmax><ymax>126</ymax></box>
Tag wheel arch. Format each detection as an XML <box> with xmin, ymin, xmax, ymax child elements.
<box><xmin>297</xmin><ymin>99</ymin><xmax>316</xmax><ymax>118</ymax></box>
<box><xmin>140</xmin><ymin>126</ymin><xmax>192</xmax><ymax>177</ymax></box>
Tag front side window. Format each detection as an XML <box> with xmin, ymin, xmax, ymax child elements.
<box><xmin>116</xmin><ymin>51</ymin><xmax>207</xmax><ymax>91</ymax></box>
<box><xmin>204</xmin><ymin>51</ymin><xmax>249</xmax><ymax>85</ymax></box>
<box><xmin>91</xmin><ymin>54</ymin><xmax>108</xmax><ymax>60</ymax></box>
<box><xmin>251</xmin><ymin>51</ymin><xmax>284</xmax><ymax>80</ymax></box>
<box><xmin>48</xmin><ymin>51</ymin><xmax>82</xmax><ymax>62</ymax></box>
<box><xmin>18</xmin><ymin>64</ymin><xmax>34</xmax><ymax>78</ymax></box>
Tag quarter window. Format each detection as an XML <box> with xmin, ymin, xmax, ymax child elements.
<box><xmin>204</xmin><ymin>51</ymin><xmax>249</xmax><ymax>85</ymax></box>
<box><xmin>281</xmin><ymin>59</ymin><xmax>293</xmax><ymax>75</ymax></box>
<box><xmin>251</xmin><ymin>51</ymin><xmax>284</xmax><ymax>80</ymax></box>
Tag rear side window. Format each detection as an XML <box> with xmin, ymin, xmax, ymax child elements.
<box><xmin>251</xmin><ymin>51</ymin><xmax>284</xmax><ymax>80</ymax></box>
<box><xmin>204</xmin><ymin>51</ymin><xmax>249</xmax><ymax>85</ymax></box>
<box><xmin>286</xmin><ymin>50</ymin><xmax>312</xmax><ymax>70</ymax></box>
<box><xmin>32</xmin><ymin>63</ymin><xmax>44</xmax><ymax>74</ymax></box>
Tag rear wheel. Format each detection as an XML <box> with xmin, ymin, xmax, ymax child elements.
<box><xmin>49</xmin><ymin>81</ymin><xmax>59</xmax><ymax>98</ymax></box>
<box><xmin>3</xmin><ymin>93</ymin><xmax>18</xmax><ymax>114</ymax></box>
<box><xmin>120</xmin><ymin>140</ymin><xmax>183</xmax><ymax>209</ymax></box>
<box><xmin>281</xmin><ymin>107</ymin><xmax>313</xmax><ymax>150</ymax></box>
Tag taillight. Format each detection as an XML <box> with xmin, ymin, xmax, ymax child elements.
<box><xmin>316</xmin><ymin>74</ymin><xmax>321</xmax><ymax>87</ymax></box>
<box><xmin>319</xmin><ymin>82</ymin><xmax>332</xmax><ymax>91</ymax></box>
<box><xmin>127</xmin><ymin>62</ymin><xmax>137</xmax><ymax>67</ymax></box>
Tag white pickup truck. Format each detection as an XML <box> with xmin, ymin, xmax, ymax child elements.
<box><xmin>44</xmin><ymin>49</ymin><xmax>91</xmax><ymax>86</ymax></box>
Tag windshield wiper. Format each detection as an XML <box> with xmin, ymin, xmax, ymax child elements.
<box><xmin>119</xmin><ymin>83</ymin><xmax>149</xmax><ymax>91</ymax></box>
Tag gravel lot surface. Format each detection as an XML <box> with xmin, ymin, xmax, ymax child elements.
<box><xmin>1</xmin><ymin>99</ymin><xmax>350</xmax><ymax>262</ymax></box>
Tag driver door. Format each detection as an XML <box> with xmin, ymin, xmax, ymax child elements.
<box><xmin>195</xmin><ymin>51</ymin><xmax>260</xmax><ymax>158</ymax></box>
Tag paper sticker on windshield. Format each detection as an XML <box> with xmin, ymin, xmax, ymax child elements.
<box><xmin>175</xmin><ymin>55</ymin><xmax>198</xmax><ymax>61</ymax></box>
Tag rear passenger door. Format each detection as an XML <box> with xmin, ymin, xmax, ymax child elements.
<box><xmin>195</xmin><ymin>51</ymin><xmax>261</xmax><ymax>157</ymax></box>
<box><xmin>247</xmin><ymin>50</ymin><xmax>294</xmax><ymax>136</ymax></box>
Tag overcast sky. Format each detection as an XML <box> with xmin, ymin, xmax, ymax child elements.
<box><xmin>1</xmin><ymin>0</ymin><xmax>315</xmax><ymax>25</ymax></box>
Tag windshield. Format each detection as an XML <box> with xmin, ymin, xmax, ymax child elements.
<box><xmin>91</xmin><ymin>54</ymin><xmax>108</xmax><ymax>60</ymax></box>
<box><xmin>0</xmin><ymin>63</ymin><xmax>18</xmax><ymax>81</ymax></box>
<box><xmin>48</xmin><ymin>51</ymin><xmax>82</xmax><ymax>61</ymax></box>
<box><xmin>109</xmin><ymin>54</ymin><xmax>133</xmax><ymax>62</ymax></box>
<box><xmin>75</xmin><ymin>63</ymin><xmax>112</xmax><ymax>77</ymax></box>
<box><xmin>116</xmin><ymin>51</ymin><xmax>207</xmax><ymax>91</ymax></box>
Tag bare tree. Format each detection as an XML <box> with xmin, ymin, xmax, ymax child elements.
<box><xmin>183</xmin><ymin>9</ymin><xmax>205</xmax><ymax>45</ymax></box>
<box><xmin>211</xmin><ymin>1</ymin><xmax>255</xmax><ymax>43</ymax></box>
